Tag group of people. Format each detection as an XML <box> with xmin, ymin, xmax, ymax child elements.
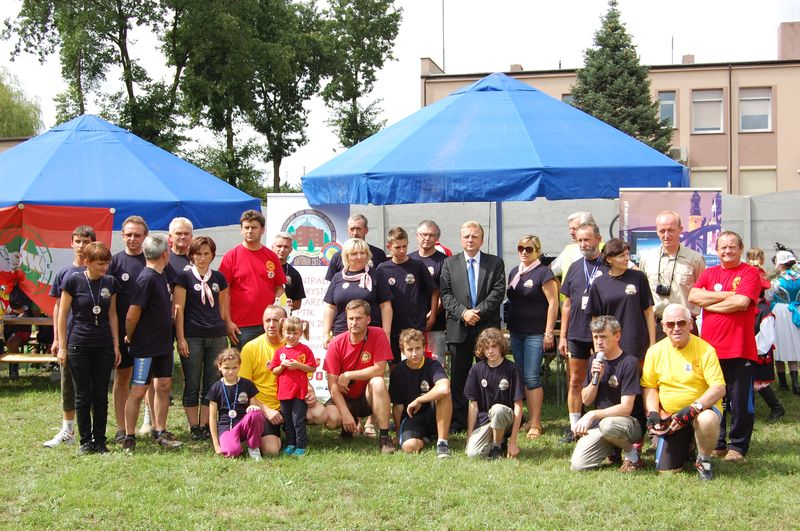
<box><xmin>32</xmin><ymin>205</ymin><xmax>790</xmax><ymax>479</ymax></box>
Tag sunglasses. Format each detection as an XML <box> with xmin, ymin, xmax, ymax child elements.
<box><xmin>663</xmin><ymin>320</ymin><xmax>689</xmax><ymax>329</ymax></box>
<box><xmin>517</xmin><ymin>246</ymin><xmax>537</xmax><ymax>254</ymax></box>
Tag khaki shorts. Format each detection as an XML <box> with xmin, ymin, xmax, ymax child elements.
<box><xmin>570</xmin><ymin>416</ymin><xmax>642</xmax><ymax>471</ymax></box>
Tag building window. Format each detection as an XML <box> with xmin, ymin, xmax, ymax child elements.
<box><xmin>739</xmin><ymin>88</ymin><xmax>771</xmax><ymax>132</ymax></box>
<box><xmin>562</xmin><ymin>94</ymin><xmax>574</xmax><ymax>105</ymax></box>
<box><xmin>658</xmin><ymin>91</ymin><xmax>676</xmax><ymax>127</ymax></box>
<box><xmin>692</xmin><ymin>89</ymin><xmax>723</xmax><ymax>133</ymax></box>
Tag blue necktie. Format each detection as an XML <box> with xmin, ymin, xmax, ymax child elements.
<box><xmin>468</xmin><ymin>258</ymin><xmax>477</xmax><ymax>308</ymax></box>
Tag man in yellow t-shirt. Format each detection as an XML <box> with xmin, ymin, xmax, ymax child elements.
<box><xmin>641</xmin><ymin>304</ymin><xmax>725</xmax><ymax>481</ymax></box>
<box><xmin>240</xmin><ymin>305</ymin><xmax>326</xmax><ymax>455</ymax></box>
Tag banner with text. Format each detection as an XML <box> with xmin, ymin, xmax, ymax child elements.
<box><xmin>266</xmin><ymin>193</ymin><xmax>349</xmax><ymax>401</ymax></box>
<box><xmin>619</xmin><ymin>188</ymin><xmax>722</xmax><ymax>266</ymax></box>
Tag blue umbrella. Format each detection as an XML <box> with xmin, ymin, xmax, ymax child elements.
<box><xmin>302</xmin><ymin>72</ymin><xmax>687</xmax><ymax>206</ymax></box>
<box><xmin>0</xmin><ymin>115</ymin><xmax>260</xmax><ymax>229</ymax></box>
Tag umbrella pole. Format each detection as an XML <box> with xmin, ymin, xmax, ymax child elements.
<box><xmin>495</xmin><ymin>201</ymin><xmax>503</xmax><ymax>259</ymax></box>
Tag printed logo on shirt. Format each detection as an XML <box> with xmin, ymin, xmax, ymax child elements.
<box><xmin>237</xmin><ymin>391</ymin><xmax>249</xmax><ymax>404</ymax></box>
<box><xmin>342</xmin><ymin>282</ymin><xmax>350</xmax><ymax>289</ymax></box>
<box><xmin>608</xmin><ymin>375</ymin><xmax>619</xmax><ymax>388</ymax></box>
<box><xmin>193</xmin><ymin>283</ymin><xmax>202</xmax><ymax>291</ymax></box>
<box><xmin>388</xmin><ymin>277</ymin><xmax>396</xmax><ymax>286</ymax></box>
<box><xmin>183</xmin><ymin>264</ymin><xmax>191</xmax><ymax>271</ymax></box>
<box><xmin>624</xmin><ymin>284</ymin><xmax>637</xmax><ymax>295</ymax></box>
<box><xmin>684</xmin><ymin>363</ymin><xmax>692</xmax><ymax>373</ymax></box>
<box><xmin>713</xmin><ymin>283</ymin><xmax>723</xmax><ymax>292</ymax></box>
<box><xmin>523</xmin><ymin>279</ymin><xmax>533</xmax><ymax>288</ymax></box>
<box><xmin>594</xmin><ymin>271</ymin><xmax>603</xmax><ymax>278</ymax></box>
<box><xmin>121</xmin><ymin>273</ymin><xmax>130</xmax><ymax>281</ymax></box>
<box><xmin>405</xmin><ymin>274</ymin><xmax>416</xmax><ymax>285</ymax></box>
<box><xmin>298</xmin><ymin>353</ymin><xmax>306</xmax><ymax>364</ymax></box>
<box><xmin>280</xmin><ymin>353</ymin><xmax>287</xmax><ymax>361</ymax></box>
<box><xmin>211</xmin><ymin>283</ymin><xmax>220</xmax><ymax>292</ymax></box>
<box><xmin>100</xmin><ymin>287</ymin><xmax>111</xmax><ymax>299</ymax></box>
<box><xmin>420</xmin><ymin>380</ymin><xmax>430</xmax><ymax>392</ymax></box>
<box><xmin>480</xmin><ymin>378</ymin><xmax>488</xmax><ymax>388</ymax></box>
<box><xmin>361</xmin><ymin>350</ymin><xmax>372</xmax><ymax>363</ymax></box>
<box><xmin>498</xmin><ymin>378</ymin><xmax>509</xmax><ymax>391</ymax></box>
<box><xmin>427</xmin><ymin>266</ymin><xmax>434</xmax><ymax>275</ymax></box>
<box><xmin>732</xmin><ymin>276</ymin><xmax>742</xmax><ymax>291</ymax></box>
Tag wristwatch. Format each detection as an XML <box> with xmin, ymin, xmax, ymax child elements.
<box><xmin>690</xmin><ymin>401</ymin><xmax>704</xmax><ymax>411</ymax></box>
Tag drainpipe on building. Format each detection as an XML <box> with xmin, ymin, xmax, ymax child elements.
<box><xmin>728</xmin><ymin>64</ymin><xmax>733</xmax><ymax>194</ymax></box>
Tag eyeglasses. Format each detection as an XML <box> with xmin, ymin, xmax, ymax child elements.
<box><xmin>663</xmin><ymin>320</ymin><xmax>689</xmax><ymax>329</ymax></box>
<box><xmin>517</xmin><ymin>246</ymin><xmax>536</xmax><ymax>254</ymax></box>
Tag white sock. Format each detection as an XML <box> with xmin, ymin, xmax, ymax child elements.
<box><xmin>569</xmin><ymin>413</ymin><xmax>581</xmax><ymax>430</ymax></box>
<box><xmin>63</xmin><ymin>419</ymin><xmax>75</xmax><ymax>433</ymax></box>
<box><xmin>623</xmin><ymin>448</ymin><xmax>639</xmax><ymax>463</ymax></box>
<box><xmin>142</xmin><ymin>405</ymin><xmax>152</xmax><ymax>425</ymax></box>
<box><xmin>437</xmin><ymin>439</ymin><xmax>448</xmax><ymax>446</ymax></box>
<box><xmin>248</xmin><ymin>447</ymin><xmax>262</xmax><ymax>460</ymax></box>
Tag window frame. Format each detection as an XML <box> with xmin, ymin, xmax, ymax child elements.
<box><xmin>691</xmin><ymin>89</ymin><xmax>724</xmax><ymax>134</ymax></box>
<box><xmin>657</xmin><ymin>90</ymin><xmax>677</xmax><ymax>129</ymax></box>
<box><xmin>739</xmin><ymin>87</ymin><xmax>772</xmax><ymax>133</ymax></box>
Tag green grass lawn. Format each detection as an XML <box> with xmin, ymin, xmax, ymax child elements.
<box><xmin>2</xmin><ymin>361</ymin><xmax>800</xmax><ymax>529</ymax></box>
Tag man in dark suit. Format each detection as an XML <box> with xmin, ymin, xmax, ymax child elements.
<box><xmin>440</xmin><ymin>220</ymin><xmax>506</xmax><ymax>431</ymax></box>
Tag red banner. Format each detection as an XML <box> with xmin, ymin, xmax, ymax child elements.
<box><xmin>0</xmin><ymin>204</ymin><xmax>113</xmax><ymax>315</ymax></box>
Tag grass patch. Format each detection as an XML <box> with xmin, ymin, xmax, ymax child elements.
<box><xmin>2</xmin><ymin>361</ymin><xmax>800</xmax><ymax>529</ymax></box>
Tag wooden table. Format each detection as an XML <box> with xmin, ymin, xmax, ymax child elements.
<box><xmin>1</xmin><ymin>315</ymin><xmax>55</xmax><ymax>363</ymax></box>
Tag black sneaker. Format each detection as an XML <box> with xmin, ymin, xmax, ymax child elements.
<box><xmin>190</xmin><ymin>425</ymin><xmax>206</xmax><ymax>441</ymax></box>
<box><xmin>487</xmin><ymin>445</ymin><xmax>503</xmax><ymax>460</ymax></box>
<box><xmin>558</xmin><ymin>430</ymin><xmax>577</xmax><ymax>445</ymax></box>
<box><xmin>78</xmin><ymin>442</ymin><xmax>95</xmax><ymax>455</ymax></box>
<box><xmin>202</xmin><ymin>425</ymin><xmax>211</xmax><ymax>440</ymax></box>
<box><xmin>94</xmin><ymin>441</ymin><xmax>109</xmax><ymax>454</ymax></box>
<box><xmin>122</xmin><ymin>437</ymin><xmax>136</xmax><ymax>454</ymax></box>
<box><xmin>695</xmin><ymin>458</ymin><xmax>713</xmax><ymax>481</ymax></box>
<box><xmin>436</xmin><ymin>441</ymin><xmax>452</xmax><ymax>459</ymax></box>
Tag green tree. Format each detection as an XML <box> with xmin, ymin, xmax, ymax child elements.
<box><xmin>3</xmin><ymin>0</ymin><xmax>188</xmax><ymax>149</ymax></box>
<box><xmin>186</xmin><ymin>139</ymin><xmax>266</xmax><ymax>202</ymax></box>
<box><xmin>571</xmin><ymin>0</ymin><xmax>672</xmax><ymax>154</ymax></box>
<box><xmin>248</xmin><ymin>0</ymin><xmax>329</xmax><ymax>193</ymax></box>
<box><xmin>0</xmin><ymin>67</ymin><xmax>43</xmax><ymax>136</ymax></box>
<box><xmin>322</xmin><ymin>0</ymin><xmax>401</xmax><ymax>147</ymax></box>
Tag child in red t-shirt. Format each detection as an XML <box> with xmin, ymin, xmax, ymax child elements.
<box><xmin>270</xmin><ymin>317</ymin><xmax>317</xmax><ymax>456</ymax></box>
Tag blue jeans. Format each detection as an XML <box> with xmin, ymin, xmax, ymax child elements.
<box><xmin>510</xmin><ymin>332</ymin><xmax>545</xmax><ymax>390</ymax></box>
<box><xmin>237</xmin><ymin>326</ymin><xmax>263</xmax><ymax>349</ymax></box>
<box><xmin>181</xmin><ymin>336</ymin><xmax>228</xmax><ymax>407</ymax></box>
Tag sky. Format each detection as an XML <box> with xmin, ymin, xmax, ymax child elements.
<box><xmin>2</xmin><ymin>0</ymin><xmax>799</xmax><ymax>186</ymax></box>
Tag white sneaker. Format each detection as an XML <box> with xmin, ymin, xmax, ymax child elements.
<box><xmin>43</xmin><ymin>429</ymin><xmax>75</xmax><ymax>448</ymax></box>
<box><xmin>138</xmin><ymin>422</ymin><xmax>153</xmax><ymax>436</ymax></box>
<box><xmin>247</xmin><ymin>447</ymin><xmax>262</xmax><ymax>461</ymax></box>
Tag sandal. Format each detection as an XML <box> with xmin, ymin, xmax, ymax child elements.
<box><xmin>362</xmin><ymin>423</ymin><xmax>377</xmax><ymax>438</ymax></box>
<box><xmin>526</xmin><ymin>425</ymin><xmax>543</xmax><ymax>440</ymax></box>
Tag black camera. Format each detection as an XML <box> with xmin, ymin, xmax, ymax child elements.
<box><xmin>656</xmin><ymin>284</ymin><xmax>671</xmax><ymax>296</ymax></box>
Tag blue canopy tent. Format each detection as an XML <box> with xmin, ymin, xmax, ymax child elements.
<box><xmin>302</xmin><ymin>73</ymin><xmax>688</xmax><ymax>207</ymax></box>
<box><xmin>0</xmin><ymin>115</ymin><xmax>260</xmax><ymax>229</ymax></box>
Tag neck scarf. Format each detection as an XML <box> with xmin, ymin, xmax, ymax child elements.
<box><xmin>509</xmin><ymin>259</ymin><xmax>540</xmax><ymax>289</ymax></box>
<box><xmin>342</xmin><ymin>265</ymin><xmax>372</xmax><ymax>292</ymax></box>
<box><xmin>191</xmin><ymin>265</ymin><xmax>214</xmax><ymax>307</ymax></box>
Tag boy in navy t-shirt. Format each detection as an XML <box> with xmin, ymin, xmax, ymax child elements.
<box><xmin>389</xmin><ymin>329</ymin><xmax>452</xmax><ymax>458</ymax></box>
<box><xmin>464</xmin><ymin>328</ymin><xmax>524</xmax><ymax>459</ymax></box>
<box><xmin>377</xmin><ymin>227</ymin><xmax>439</xmax><ymax>364</ymax></box>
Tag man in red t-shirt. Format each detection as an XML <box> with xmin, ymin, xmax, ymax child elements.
<box><xmin>219</xmin><ymin>210</ymin><xmax>286</xmax><ymax>348</ymax></box>
<box><xmin>323</xmin><ymin>299</ymin><xmax>395</xmax><ymax>453</ymax></box>
<box><xmin>689</xmin><ymin>231</ymin><xmax>760</xmax><ymax>463</ymax></box>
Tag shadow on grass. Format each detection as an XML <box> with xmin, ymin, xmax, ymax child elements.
<box><xmin>0</xmin><ymin>373</ymin><xmax>57</xmax><ymax>397</ymax></box>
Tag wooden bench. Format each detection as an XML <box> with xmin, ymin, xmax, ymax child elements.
<box><xmin>2</xmin><ymin>315</ymin><xmax>55</xmax><ymax>364</ymax></box>
<box><xmin>0</xmin><ymin>353</ymin><xmax>56</xmax><ymax>364</ymax></box>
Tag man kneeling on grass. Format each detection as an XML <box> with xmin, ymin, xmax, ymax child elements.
<box><xmin>570</xmin><ymin>316</ymin><xmax>646</xmax><ymax>472</ymax></box>
<box><xmin>465</xmin><ymin>328</ymin><xmax>523</xmax><ymax>459</ymax></box>
<box><xmin>389</xmin><ymin>328</ymin><xmax>452</xmax><ymax>458</ymax></box>
<box><xmin>641</xmin><ymin>304</ymin><xmax>726</xmax><ymax>481</ymax></box>
<box><xmin>323</xmin><ymin>299</ymin><xmax>395</xmax><ymax>454</ymax></box>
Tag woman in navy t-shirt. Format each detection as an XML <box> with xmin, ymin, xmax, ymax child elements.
<box><xmin>505</xmin><ymin>235</ymin><xmax>558</xmax><ymax>440</ymax></box>
<box><xmin>57</xmin><ymin>242</ymin><xmax>120</xmax><ymax>455</ymax></box>
<box><xmin>322</xmin><ymin>238</ymin><xmax>393</xmax><ymax>346</ymax></box>
<box><xmin>174</xmin><ymin>236</ymin><xmax>230</xmax><ymax>441</ymax></box>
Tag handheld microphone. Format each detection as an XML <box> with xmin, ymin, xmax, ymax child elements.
<box><xmin>591</xmin><ymin>352</ymin><xmax>606</xmax><ymax>385</ymax></box>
